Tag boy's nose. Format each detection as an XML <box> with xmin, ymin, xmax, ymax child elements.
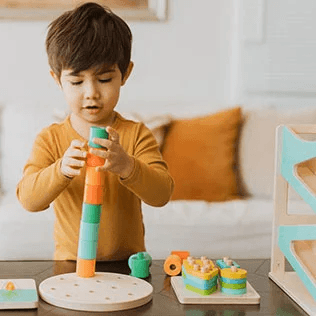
<box><xmin>85</xmin><ymin>83</ymin><xmax>100</xmax><ymax>99</ymax></box>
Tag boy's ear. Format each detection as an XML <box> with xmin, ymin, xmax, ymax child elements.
<box><xmin>121</xmin><ymin>61</ymin><xmax>134</xmax><ymax>86</ymax></box>
<box><xmin>50</xmin><ymin>70</ymin><xmax>62</xmax><ymax>88</ymax></box>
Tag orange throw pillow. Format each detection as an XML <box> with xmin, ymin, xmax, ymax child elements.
<box><xmin>162</xmin><ymin>107</ymin><xmax>242</xmax><ymax>202</ymax></box>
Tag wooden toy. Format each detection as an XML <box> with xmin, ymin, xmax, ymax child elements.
<box><xmin>269</xmin><ymin>124</ymin><xmax>316</xmax><ymax>315</ymax></box>
<box><xmin>0</xmin><ymin>279</ymin><xmax>38</xmax><ymax>309</ymax></box>
<box><xmin>171</xmin><ymin>250</ymin><xmax>190</xmax><ymax>261</ymax></box>
<box><xmin>77</xmin><ymin>127</ymin><xmax>107</xmax><ymax>278</ymax></box>
<box><xmin>219</xmin><ymin>266</ymin><xmax>247</xmax><ymax>295</ymax></box>
<box><xmin>164</xmin><ymin>254</ymin><xmax>183</xmax><ymax>276</ymax></box>
<box><xmin>128</xmin><ymin>252</ymin><xmax>152</xmax><ymax>278</ymax></box>
<box><xmin>171</xmin><ymin>277</ymin><xmax>259</xmax><ymax>305</ymax></box>
<box><xmin>164</xmin><ymin>251</ymin><xmax>190</xmax><ymax>276</ymax></box>
<box><xmin>182</xmin><ymin>257</ymin><xmax>219</xmax><ymax>295</ymax></box>
<box><xmin>39</xmin><ymin>272</ymin><xmax>153</xmax><ymax>312</ymax></box>
<box><xmin>171</xmin><ymin>255</ymin><xmax>260</xmax><ymax>304</ymax></box>
<box><xmin>39</xmin><ymin>126</ymin><xmax>154</xmax><ymax>311</ymax></box>
<box><xmin>216</xmin><ymin>257</ymin><xmax>240</xmax><ymax>269</ymax></box>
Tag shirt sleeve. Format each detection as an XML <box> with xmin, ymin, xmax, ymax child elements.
<box><xmin>119</xmin><ymin>122</ymin><xmax>174</xmax><ymax>207</ymax></box>
<box><xmin>16</xmin><ymin>128</ymin><xmax>72</xmax><ymax>212</ymax></box>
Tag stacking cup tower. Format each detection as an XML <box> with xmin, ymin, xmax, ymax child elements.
<box><xmin>76</xmin><ymin>126</ymin><xmax>108</xmax><ymax>278</ymax></box>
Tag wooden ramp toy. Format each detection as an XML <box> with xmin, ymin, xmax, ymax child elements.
<box><xmin>269</xmin><ymin>124</ymin><xmax>316</xmax><ymax>315</ymax></box>
<box><xmin>0</xmin><ymin>279</ymin><xmax>38</xmax><ymax>309</ymax></box>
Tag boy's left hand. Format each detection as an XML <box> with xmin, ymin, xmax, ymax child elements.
<box><xmin>89</xmin><ymin>126</ymin><xmax>134</xmax><ymax>179</ymax></box>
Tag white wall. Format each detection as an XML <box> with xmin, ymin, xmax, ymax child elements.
<box><xmin>238</xmin><ymin>0</ymin><xmax>316</xmax><ymax>107</ymax></box>
<box><xmin>0</xmin><ymin>1</ymin><xmax>236</xmax><ymax>192</ymax></box>
<box><xmin>0</xmin><ymin>0</ymin><xmax>236</xmax><ymax>119</ymax></box>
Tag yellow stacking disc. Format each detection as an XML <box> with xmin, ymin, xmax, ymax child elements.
<box><xmin>220</xmin><ymin>268</ymin><xmax>247</xmax><ymax>279</ymax></box>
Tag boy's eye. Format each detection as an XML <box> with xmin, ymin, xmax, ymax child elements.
<box><xmin>99</xmin><ymin>78</ymin><xmax>112</xmax><ymax>83</ymax></box>
<box><xmin>71</xmin><ymin>81</ymin><xmax>83</xmax><ymax>86</ymax></box>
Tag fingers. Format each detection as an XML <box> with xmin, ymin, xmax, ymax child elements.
<box><xmin>71</xmin><ymin>139</ymin><xmax>87</xmax><ymax>149</ymax></box>
<box><xmin>107</xmin><ymin>126</ymin><xmax>120</xmax><ymax>143</ymax></box>
<box><xmin>62</xmin><ymin>165</ymin><xmax>81</xmax><ymax>178</ymax></box>
<box><xmin>61</xmin><ymin>139</ymin><xmax>87</xmax><ymax>179</ymax></box>
<box><xmin>67</xmin><ymin>147</ymin><xmax>87</xmax><ymax>159</ymax></box>
<box><xmin>65</xmin><ymin>157</ymin><xmax>85</xmax><ymax>168</ymax></box>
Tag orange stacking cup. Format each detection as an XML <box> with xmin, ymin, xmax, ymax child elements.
<box><xmin>86</xmin><ymin>166</ymin><xmax>106</xmax><ymax>186</ymax></box>
<box><xmin>83</xmin><ymin>184</ymin><xmax>104</xmax><ymax>204</ymax></box>
<box><xmin>86</xmin><ymin>153</ymin><xmax>105</xmax><ymax>167</ymax></box>
<box><xmin>76</xmin><ymin>258</ymin><xmax>96</xmax><ymax>278</ymax></box>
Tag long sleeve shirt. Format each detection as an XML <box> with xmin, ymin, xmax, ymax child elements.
<box><xmin>16</xmin><ymin>112</ymin><xmax>174</xmax><ymax>261</ymax></box>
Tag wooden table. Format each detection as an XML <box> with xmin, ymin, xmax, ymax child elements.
<box><xmin>0</xmin><ymin>259</ymin><xmax>309</xmax><ymax>315</ymax></box>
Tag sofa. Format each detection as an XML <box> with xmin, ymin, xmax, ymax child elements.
<box><xmin>1</xmin><ymin>102</ymin><xmax>315</xmax><ymax>260</ymax></box>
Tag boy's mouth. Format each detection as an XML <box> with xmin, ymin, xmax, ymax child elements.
<box><xmin>84</xmin><ymin>105</ymin><xmax>101</xmax><ymax>114</ymax></box>
<box><xmin>84</xmin><ymin>105</ymin><xmax>100</xmax><ymax>109</ymax></box>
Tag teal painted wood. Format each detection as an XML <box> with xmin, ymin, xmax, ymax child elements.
<box><xmin>82</xmin><ymin>203</ymin><xmax>102</xmax><ymax>223</ymax></box>
<box><xmin>278</xmin><ymin>225</ymin><xmax>316</xmax><ymax>300</ymax></box>
<box><xmin>216</xmin><ymin>259</ymin><xmax>240</xmax><ymax>269</ymax></box>
<box><xmin>281</xmin><ymin>126</ymin><xmax>316</xmax><ymax>212</ymax></box>
<box><xmin>0</xmin><ymin>289</ymin><xmax>37</xmax><ymax>302</ymax></box>
<box><xmin>79</xmin><ymin>221</ymin><xmax>99</xmax><ymax>241</ymax></box>
<box><xmin>220</xmin><ymin>287</ymin><xmax>247</xmax><ymax>295</ymax></box>
<box><xmin>78</xmin><ymin>240</ymin><xmax>98</xmax><ymax>259</ymax></box>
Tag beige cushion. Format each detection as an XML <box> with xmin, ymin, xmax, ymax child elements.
<box><xmin>239</xmin><ymin>105</ymin><xmax>316</xmax><ymax>199</ymax></box>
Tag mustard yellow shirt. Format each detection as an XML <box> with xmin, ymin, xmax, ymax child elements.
<box><xmin>16</xmin><ymin>112</ymin><xmax>174</xmax><ymax>261</ymax></box>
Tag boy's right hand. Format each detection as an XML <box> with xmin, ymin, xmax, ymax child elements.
<box><xmin>60</xmin><ymin>140</ymin><xmax>87</xmax><ymax>179</ymax></box>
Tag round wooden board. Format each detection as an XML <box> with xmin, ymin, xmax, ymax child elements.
<box><xmin>39</xmin><ymin>272</ymin><xmax>153</xmax><ymax>312</ymax></box>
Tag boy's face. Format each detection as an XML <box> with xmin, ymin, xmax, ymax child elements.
<box><xmin>52</xmin><ymin>62</ymin><xmax>133</xmax><ymax>126</ymax></box>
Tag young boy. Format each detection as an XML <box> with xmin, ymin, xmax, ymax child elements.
<box><xmin>16</xmin><ymin>2</ymin><xmax>174</xmax><ymax>261</ymax></box>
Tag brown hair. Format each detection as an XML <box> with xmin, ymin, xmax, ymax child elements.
<box><xmin>46</xmin><ymin>2</ymin><xmax>132</xmax><ymax>80</ymax></box>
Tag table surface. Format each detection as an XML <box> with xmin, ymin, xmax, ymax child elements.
<box><xmin>0</xmin><ymin>259</ymin><xmax>309</xmax><ymax>316</ymax></box>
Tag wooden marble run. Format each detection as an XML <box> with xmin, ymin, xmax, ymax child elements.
<box><xmin>39</xmin><ymin>126</ymin><xmax>153</xmax><ymax>312</ymax></box>
<box><xmin>269</xmin><ymin>124</ymin><xmax>316</xmax><ymax>315</ymax></box>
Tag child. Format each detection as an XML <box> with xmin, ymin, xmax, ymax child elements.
<box><xmin>16</xmin><ymin>2</ymin><xmax>174</xmax><ymax>261</ymax></box>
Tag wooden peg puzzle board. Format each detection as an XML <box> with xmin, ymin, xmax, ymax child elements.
<box><xmin>171</xmin><ymin>277</ymin><xmax>260</xmax><ymax>305</ymax></box>
<box><xmin>0</xmin><ymin>279</ymin><xmax>38</xmax><ymax>309</ymax></box>
<box><xmin>39</xmin><ymin>272</ymin><xmax>153</xmax><ymax>312</ymax></box>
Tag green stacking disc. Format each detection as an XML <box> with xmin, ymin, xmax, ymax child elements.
<box><xmin>220</xmin><ymin>282</ymin><xmax>246</xmax><ymax>290</ymax></box>
<box><xmin>185</xmin><ymin>284</ymin><xmax>217</xmax><ymax>296</ymax></box>
<box><xmin>82</xmin><ymin>203</ymin><xmax>102</xmax><ymax>223</ymax></box>
<box><xmin>89</xmin><ymin>126</ymin><xmax>109</xmax><ymax>148</ymax></box>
